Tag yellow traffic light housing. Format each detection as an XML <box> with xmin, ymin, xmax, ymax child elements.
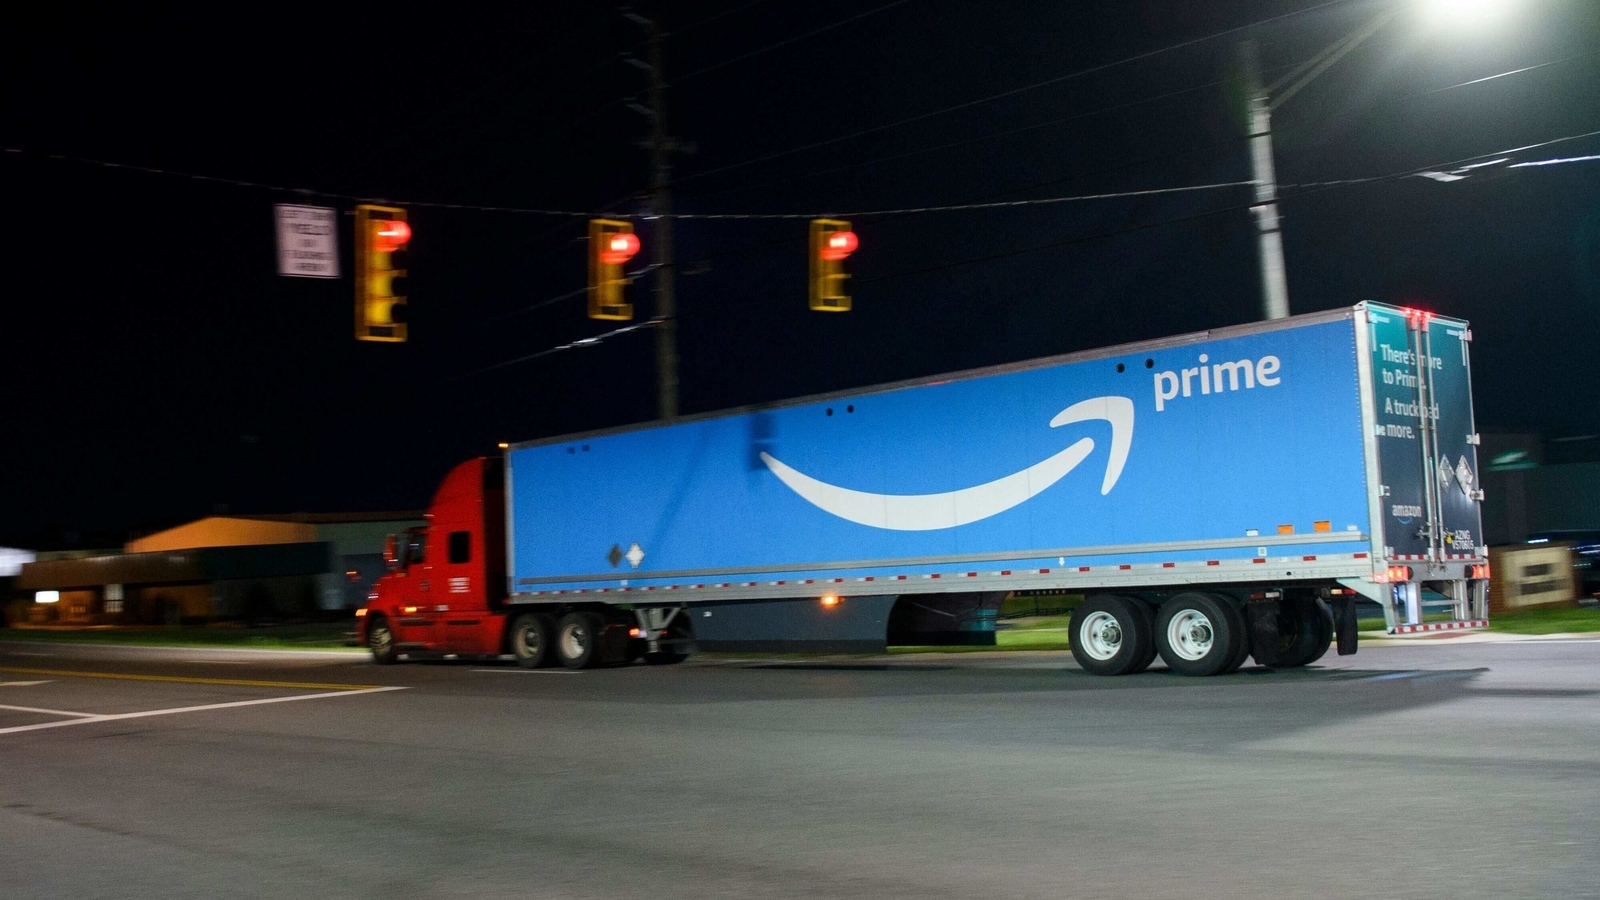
<box><xmin>355</xmin><ymin>204</ymin><xmax>410</xmax><ymax>342</ymax></box>
<box><xmin>588</xmin><ymin>219</ymin><xmax>639</xmax><ymax>320</ymax></box>
<box><xmin>809</xmin><ymin>219</ymin><xmax>857</xmax><ymax>312</ymax></box>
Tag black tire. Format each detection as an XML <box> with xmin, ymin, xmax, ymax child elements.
<box><xmin>1154</xmin><ymin>592</ymin><xmax>1244</xmax><ymax>677</ymax></box>
<box><xmin>367</xmin><ymin>614</ymin><xmax>398</xmax><ymax>665</ymax></box>
<box><xmin>1265</xmin><ymin>596</ymin><xmax>1335</xmax><ymax>668</ymax></box>
<box><xmin>509</xmin><ymin>613</ymin><xmax>554</xmax><ymax>668</ymax></box>
<box><xmin>1209</xmin><ymin>593</ymin><xmax>1252</xmax><ymax>674</ymax></box>
<box><xmin>555</xmin><ymin>611</ymin><xmax>606</xmax><ymax>669</ymax></box>
<box><xmin>1069</xmin><ymin>595</ymin><xmax>1154</xmax><ymax>676</ymax></box>
<box><xmin>1117</xmin><ymin>596</ymin><xmax>1159</xmax><ymax>674</ymax></box>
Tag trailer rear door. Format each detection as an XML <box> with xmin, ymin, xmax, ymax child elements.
<box><xmin>1364</xmin><ymin>304</ymin><xmax>1483</xmax><ymax>562</ymax></box>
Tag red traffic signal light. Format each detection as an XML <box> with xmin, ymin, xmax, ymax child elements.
<box><xmin>819</xmin><ymin>229</ymin><xmax>858</xmax><ymax>261</ymax></box>
<box><xmin>809</xmin><ymin>219</ymin><xmax>854</xmax><ymax>312</ymax></box>
<box><xmin>588</xmin><ymin>219</ymin><xmax>637</xmax><ymax>320</ymax></box>
<box><xmin>599</xmin><ymin>231</ymin><xmax>640</xmax><ymax>266</ymax></box>
<box><xmin>375</xmin><ymin>220</ymin><xmax>412</xmax><ymax>250</ymax></box>
<box><xmin>355</xmin><ymin>204</ymin><xmax>409</xmax><ymax>343</ymax></box>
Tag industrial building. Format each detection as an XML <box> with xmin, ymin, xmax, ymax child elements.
<box><xmin>14</xmin><ymin>512</ymin><xmax>421</xmax><ymax>625</ymax></box>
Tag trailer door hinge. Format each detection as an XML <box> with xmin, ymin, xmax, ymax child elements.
<box><xmin>1469</xmin><ymin>488</ymin><xmax>1485</xmax><ymax>502</ymax></box>
<box><xmin>1467</xmin><ymin>433</ymin><xmax>1480</xmax><ymax>445</ymax></box>
<box><xmin>1379</xmin><ymin>485</ymin><xmax>1391</xmax><ymax>497</ymax></box>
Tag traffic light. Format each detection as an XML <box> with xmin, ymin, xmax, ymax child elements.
<box><xmin>588</xmin><ymin>218</ymin><xmax>640</xmax><ymax>320</ymax></box>
<box><xmin>809</xmin><ymin>218</ymin><xmax>857</xmax><ymax>311</ymax></box>
<box><xmin>355</xmin><ymin>204</ymin><xmax>410</xmax><ymax>342</ymax></box>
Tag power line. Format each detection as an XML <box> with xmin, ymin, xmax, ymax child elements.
<box><xmin>855</xmin><ymin>126</ymin><xmax>1600</xmax><ymax>287</ymax></box>
<box><xmin>666</xmin><ymin>0</ymin><xmax>779</xmax><ymax>37</ymax></box>
<box><xmin>669</xmin><ymin>0</ymin><xmax>1364</xmax><ymax>187</ymax></box>
<box><xmin>667</xmin><ymin>181</ymin><xmax>1254</xmax><ymax>219</ymax></box>
<box><xmin>680</xmin><ymin>76</ymin><xmax>1244</xmax><ymax>205</ymax></box>
<box><xmin>0</xmin><ymin>146</ymin><xmax>1246</xmax><ymax>219</ymax></box>
<box><xmin>450</xmin><ymin>317</ymin><xmax>663</xmax><ymax>380</ymax></box>
<box><xmin>669</xmin><ymin>0</ymin><xmax>912</xmax><ymax>84</ymax></box>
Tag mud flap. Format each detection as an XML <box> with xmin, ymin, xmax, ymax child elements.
<box><xmin>1331</xmin><ymin>597</ymin><xmax>1358</xmax><ymax>656</ymax></box>
<box><xmin>1247</xmin><ymin>600</ymin><xmax>1282</xmax><ymax>666</ymax></box>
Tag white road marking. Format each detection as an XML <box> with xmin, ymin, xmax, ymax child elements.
<box><xmin>0</xmin><ymin>686</ymin><xmax>407</xmax><ymax>736</ymax></box>
<box><xmin>0</xmin><ymin>681</ymin><xmax>52</xmax><ymax>687</ymax></box>
<box><xmin>470</xmin><ymin>668</ymin><xmax>582</xmax><ymax>675</ymax></box>
<box><xmin>0</xmin><ymin>703</ymin><xmax>98</xmax><ymax>718</ymax></box>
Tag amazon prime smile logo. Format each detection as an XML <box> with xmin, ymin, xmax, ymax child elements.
<box><xmin>760</xmin><ymin>396</ymin><xmax>1134</xmax><ymax>531</ymax></box>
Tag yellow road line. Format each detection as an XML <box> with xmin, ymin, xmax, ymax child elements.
<box><xmin>0</xmin><ymin>666</ymin><xmax>387</xmax><ymax>692</ymax></box>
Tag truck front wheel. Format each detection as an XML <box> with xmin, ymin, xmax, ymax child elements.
<box><xmin>1069</xmin><ymin>595</ymin><xmax>1153</xmax><ymax>676</ymax></box>
<box><xmin>556</xmin><ymin>612</ymin><xmax>605</xmax><ymax>669</ymax></box>
<box><xmin>510</xmin><ymin>613</ymin><xmax>555</xmax><ymax>668</ymax></box>
<box><xmin>1154</xmin><ymin>593</ymin><xmax>1244</xmax><ymax>677</ymax></box>
<box><xmin>367</xmin><ymin>615</ymin><xmax>398</xmax><ymax>665</ymax></box>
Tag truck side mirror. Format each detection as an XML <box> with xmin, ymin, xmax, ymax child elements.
<box><xmin>383</xmin><ymin>535</ymin><xmax>400</xmax><ymax>569</ymax></box>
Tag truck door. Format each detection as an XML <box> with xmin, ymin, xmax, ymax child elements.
<box><xmin>1366</xmin><ymin>307</ymin><xmax>1484</xmax><ymax>561</ymax></box>
<box><xmin>391</xmin><ymin>529</ymin><xmax>440</xmax><ymax>649</ymax></box>
<box><xmin>1424</xmin><ymin>318</ymin><xmax>1484</xmax><ymax>559</ymax></box>
<box><xmin>431</xmin><ymin>527</ymin><xmax>494</xmax><ymax>653</ymax></box>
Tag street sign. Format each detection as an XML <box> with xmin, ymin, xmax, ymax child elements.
<box><xmin>274</xmin><ymin>204</ymin><xmax>340</xmax><ymax>278</ymax></box>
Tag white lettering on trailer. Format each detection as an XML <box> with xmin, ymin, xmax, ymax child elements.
<box><xmin>1154</xmin><ymin>355</ymin><xmax>1282</xmax><ymax>411</ymax></box>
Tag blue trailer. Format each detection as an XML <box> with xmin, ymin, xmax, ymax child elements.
<box><xmin>362</xmin><ymin>303</ymin><xmax>1488</xmax><ymax>675</ymax></box>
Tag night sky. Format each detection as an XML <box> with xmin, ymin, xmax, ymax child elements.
<box><xmin>4</xmin><ymin>1</ymin><xmax>1598</xmax><ymax>547</ymax></box>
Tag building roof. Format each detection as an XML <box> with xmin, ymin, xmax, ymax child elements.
<box><xmin>124</xmin><ymin>512</ymin><xmax>425</xmax><ymax>554</ymax></box>
<box><xmin>17</xmin><ymin>542</ymin><xmax>333</xmax><ymax>591</ymax></box>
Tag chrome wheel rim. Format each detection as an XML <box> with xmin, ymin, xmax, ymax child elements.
<box><xmin>561</xmin><ymin>623</ymin><xmax>589</xmax><ymax>661</ymax></box>
<box><xmin>1166</xmin><ymin>609</ymin><xmax>1214</xmax><ymax>661</ymax></box>
<box><xmin>514</xmin><ymin>624</ymin><xmax>540</xmax><ymax>658</ymax></box>
<box><xmin>1078</xmin><ymin>610</ymin><xmax>1124</xmax><ymax>661</ymax></box>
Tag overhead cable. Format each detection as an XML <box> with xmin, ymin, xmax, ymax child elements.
<box><xmin>451</xmin><ymin>317</ymin><xmax>663</xmax><ymax>380</ymax></box>
<box><xmin>0</xmin><ymin>147</ymin><xmax>1248</xmax><ymax>219</ymax></box>
<box><xmin>670</xmin><ymin>0</ymin><xmax>912</xmax><ymax>84</ymax></box>
<box><xmin>669</xmin><ymin>0</ymin><xmax>1364</xmax><ymax>186</ymax></box>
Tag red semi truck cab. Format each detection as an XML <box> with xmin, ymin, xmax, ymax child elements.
<box><xmin>355</xmin><ymin>457</ymin><xmax>693</xmax><ymax>667</ymax></box>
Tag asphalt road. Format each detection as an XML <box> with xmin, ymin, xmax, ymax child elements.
<box><xmin>2</xmin><ymin>637</ymin><xmax>1598</xmax><ymax>900</ymax></box>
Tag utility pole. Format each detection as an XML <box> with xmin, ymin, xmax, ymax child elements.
<box><xmin>627</xmin><ymin>10</ymin><xmax>681</xmax><ymax>419</ymax></box>
<box><xmin>1240</xmin><ymin>40</ymin><xmax>1290</xmax><ymax>321</ymax></box>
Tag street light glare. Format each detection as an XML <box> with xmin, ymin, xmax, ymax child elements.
<box><xmin>1420</xmin><ymin>0</ymin><xmax>1519</xmax><ymax>30</ymax></box>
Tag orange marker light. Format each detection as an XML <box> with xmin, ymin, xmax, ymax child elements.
<box><xmin>820</xmin><ymin>594</ymin><xmax>841</xmax><ymax>607</ymax></box>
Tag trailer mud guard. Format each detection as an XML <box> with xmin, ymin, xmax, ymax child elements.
<box><xmin>1330</xmin><ymin>596</ymin><xmax>1358</xmax><ymax>656</ymax></box>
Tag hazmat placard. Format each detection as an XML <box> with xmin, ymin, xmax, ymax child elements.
<box><xmin>274</xmin><ymin>204</ymin><xmax>340</xmax><ymax>278</ymax></box>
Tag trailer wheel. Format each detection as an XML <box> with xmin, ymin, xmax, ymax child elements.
<box><xmin>1069</xmin><ymin>595</ymin><xmax>1152</xmax><ymax>676</ymax></box>
<box><xmin>367</xmin><ymin>615</ymin><xmax>398</xmax><ymax>665</ymax></box>
<box><xmin>1271</xmin><ymin>596</ymin><xmax>1334</xmax><ymax>668</ymax></box>
<box><xmin>510</xmin><ymin>613</ymin><xmax>554</xmax><ymax>669</ymax></box>
<box><xmin>1208</xmin><ymin>594</ymin><xmax>1252</xmax><ymax>674</ymax></box>
<box><xmin>1115</xmin><ymin>596</ymin><xmax>1159</xmax><ymax>674</ymax></box>
<box><xmin>1154</xmin><ymin>593</ymin><xmax>1243</xmax><ymax>677</ymax></box>
<box><xmin>556</xmin><ymin>611</ymin><xmax>605</xmax><ymax>669</ymax></box>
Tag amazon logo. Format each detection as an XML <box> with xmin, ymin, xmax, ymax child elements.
<box><xmin>760</xmin><ymin>397</ymin><xmax>1134</xmax><ymax>531</ymax></box>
